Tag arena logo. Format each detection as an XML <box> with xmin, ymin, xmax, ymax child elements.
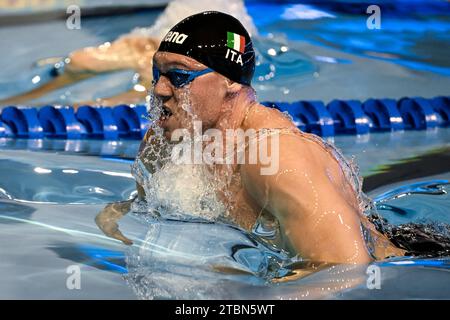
<box><xmin>163</xmin><ymin>31</ymin><xmax>189</xmax><ymax>44</ymax></box>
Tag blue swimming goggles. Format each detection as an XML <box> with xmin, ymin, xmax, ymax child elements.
<box><xmin>152</xmin><ymin>65</ymin><xmax>214</xmax><ymax>88</ymax></box>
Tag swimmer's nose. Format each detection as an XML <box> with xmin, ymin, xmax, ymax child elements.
<box><xmin>153</xmin><ymin>73</ymin><xmax>173</xmax><ymax>102</ymax></box>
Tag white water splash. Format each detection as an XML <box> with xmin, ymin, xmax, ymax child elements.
<box><xmin>131</xmin><ymin>89</ymin><xmax>228</xmax><ymax>222</ymax></box>
<box><xmin>128</xmin><ymin>0</ymin><xmax>259</xmax><ymax>40</ymax></box>
<box><xmin>281</xmin><ymin>4</ymin><xmax>336</xmax><ymax>21</ymax></box>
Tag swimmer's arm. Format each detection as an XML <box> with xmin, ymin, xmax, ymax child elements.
<box><xmin>68</xmin><ymin>36</ymin><xmax>157</xmax><ymax>108</ymax></box>
<box><xmin>0</xmin><ymin>36</ymin><xmax>157</xmax><ymax>107</ymax></box>
<box><xmin>67</xmin><ymin>35</ymin><xmax>158</xmax><ymax>73</ymax></box>
<box><xmin>241</xmin><ymin>134</ymin><xmax>372</xmax><ymax>264</ymax></box>
<box><xmin>74</xmin><ymin>82</ymin><xmax>150</xmax><ymax>109</ymax></box>
<box><xmin>95</xmin><ymin>180</ymin><xmax>149</xmax><ymax>245</ymax></box>
<box><xmin>95</xmin><ymin>197</ymin><xmax>134</xmax><ymax>245</ymax></box>
<box><xmin>95</xmin><ymin>129</ymin><xmax>152</xmax><ymax>244</ymax></box>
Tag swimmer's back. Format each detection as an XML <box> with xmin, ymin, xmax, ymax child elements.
<box><xmin>242</xmin><ymin>104</ymin><xmax>360</xmax><ymax>210</ymax></box>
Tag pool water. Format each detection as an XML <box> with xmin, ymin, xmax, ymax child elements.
<box><xmin>0</xmin><ymin>0</ymin><xmax>449</xmax><ymax>299</ymax></box>
<box><xmin>0</xmin><ymin>127</ymin><xmax>449</xmax><ymax>299</ymax></box>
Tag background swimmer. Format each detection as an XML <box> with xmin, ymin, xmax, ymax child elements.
<box><xmin>0</xmin><ymin>0</ymin><xmax>257</xmax><ymax>107</ymax></box>
<box><xmin>96</xmin><ymin>11</ymin><xmax>405</xmax><ymax>265</ymax></box>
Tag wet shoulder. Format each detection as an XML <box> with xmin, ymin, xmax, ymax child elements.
<box><xmin>243</xmin><ymin>104</ymin><xmax>352</xmax><ymax>186</ymax></box>
<box><xmin>243</xmin><ymin>104</ymin><xmax>331</xmax><ymax>157</ymax></box>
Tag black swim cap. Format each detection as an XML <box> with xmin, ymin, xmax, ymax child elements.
<box><xmin>157</xmin><ymin>11</ymin><xmax>255</xmax><ymax>86</ymax></box>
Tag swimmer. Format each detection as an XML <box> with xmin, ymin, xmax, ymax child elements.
<box><xmin>0</xmin><ymin>0</ymin><xmax>256</xmax><ymax>108</ymax></box>
<box><xmin>0</xmin><ymin>36</ymin><xmax>157</xmax><ymax>107</ymax></box>
<box><xmin>96</xmin><ymin>11</ymin><xmax>406</xmax><ymax>265</ymax></box>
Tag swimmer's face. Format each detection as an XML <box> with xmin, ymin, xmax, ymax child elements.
<box><xmin>152</xmin><ymin>52</ymin><xmax>230</xmax><ymax>140</ymax></box>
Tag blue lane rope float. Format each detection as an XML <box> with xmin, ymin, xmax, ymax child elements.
<box><xmin>263</xmin><ymin>100</ymin><xmax>335</xmax><ymax>137</ymax></box>
<box><xmin>0</xmin><ymin>106</ymin><xmax>44</xmax><ymax>138</ymax></box>
<box><xmin>296</xmin><ymin>100</ymin><xmax>335</xmax><ymax>137</ymax></box>
<box><xmin>327</xmin><ymin>99</ymin><xmax>371</xmax><ymax>135</ymax></box>
<box><xmin>430</xmin><ymin>96</ymin><xmax>450</xmax><ymax>127</ymax></box>
<box><xmin>111</xmin><ymin>104</ymin><xmax>149</xmax><ymax>139</ymax></box>
<box><xmin>398</xmin><ymin>97</ymin><xmax>439</xmax><ymax>130</ymax></box>
<box><xmin>362</xmin><ymin>98</ymin><xmax>404</xmax><ymax>131</ymax></box>
<box><xmin>0</xmin><ymin>119</ymin><xmax>13</xmax><ymax>137</ymax></box>
<box><xmin>0</xmin><ymin>96</ymin><xmax>448</xmax><ymax>139</ymax></box>
<box><xmin>38</xmin><ymin>105</ymin><xmax>86</xmax><ymax>139</ymax></box>
<box><xmin>76</xmin><ymin>105</ymin><xmax>119</xmax><ymax>140</ymax></box>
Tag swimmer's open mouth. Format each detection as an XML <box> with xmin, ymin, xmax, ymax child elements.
<box><xmin>160</xmin><ymin>105</ymin><xmax>173</xmax><ymax>121</ymax></box>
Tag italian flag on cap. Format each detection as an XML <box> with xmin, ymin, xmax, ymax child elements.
<box><xmin>227</xmin><ymin>31</ymin><xmax>245</xmax><ymax>53</ymax></box>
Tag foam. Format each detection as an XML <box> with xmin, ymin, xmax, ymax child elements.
<box><xmin>127</xmin><ymin>0</ymin><xmax>259</xmax><ymax>40</ymax></box>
